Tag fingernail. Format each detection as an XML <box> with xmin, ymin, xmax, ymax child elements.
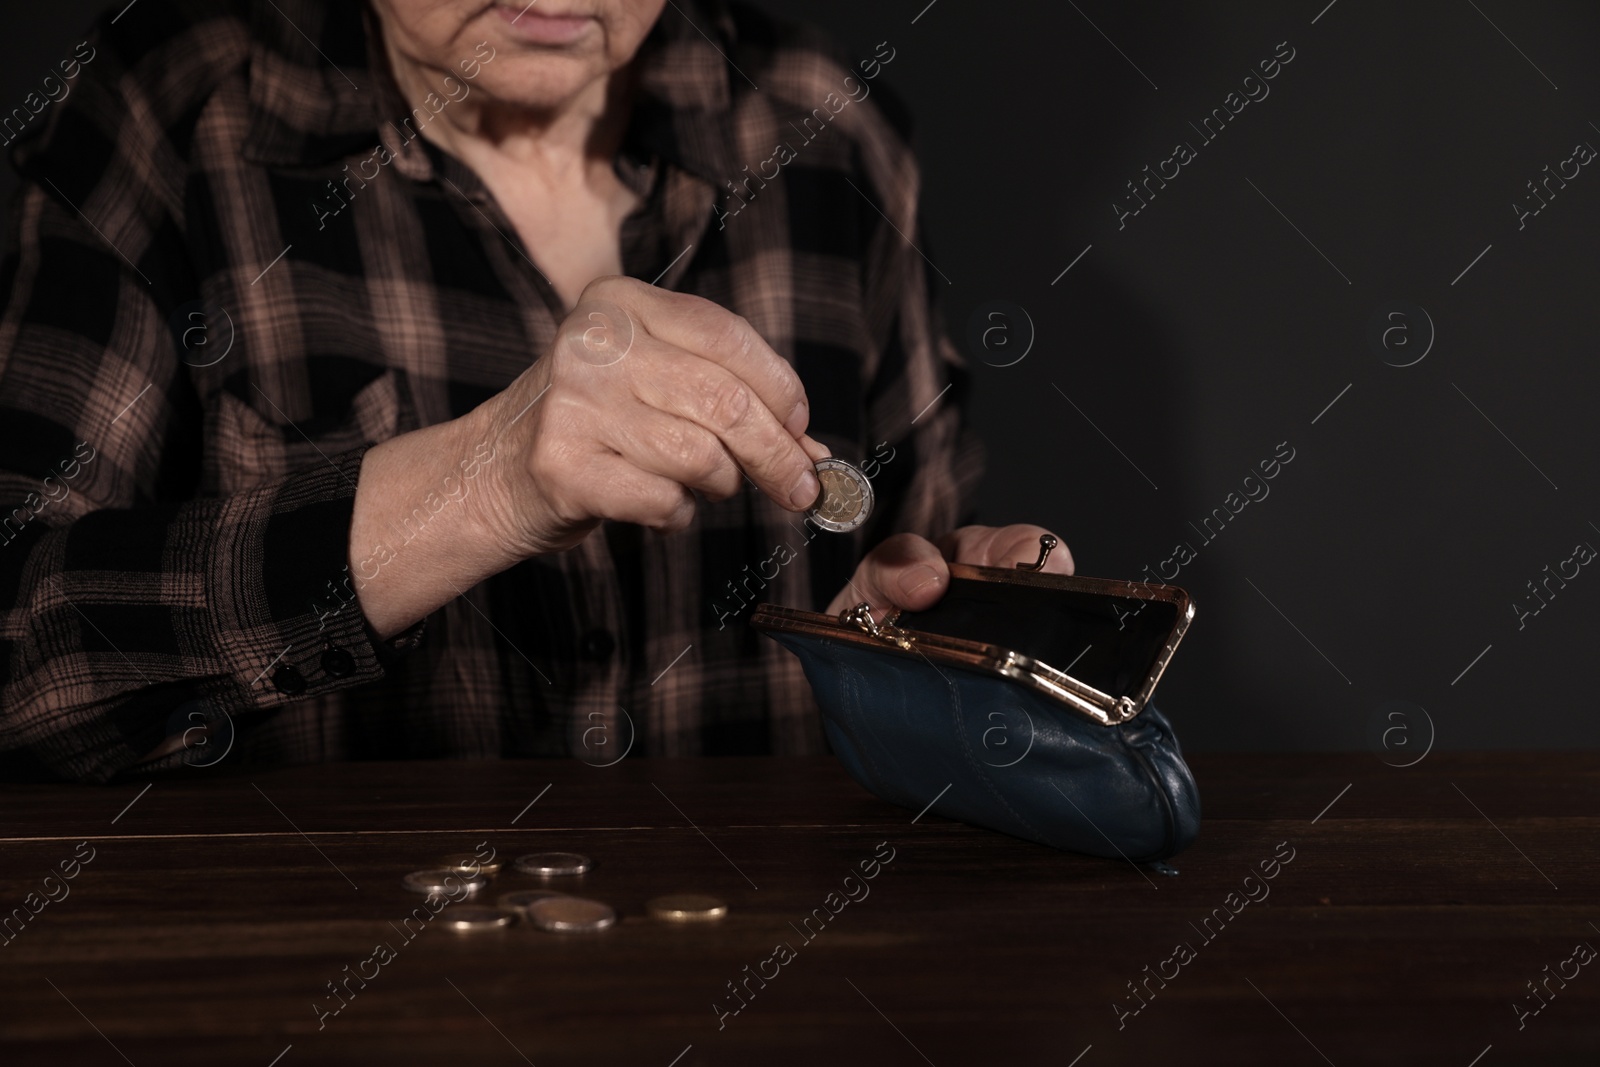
<box><xmin>790</xmin><ymin>469</ymin><xmax>820</xmax><ymax>510</ymax></box>
<box><xmin>898</xmin><ymin>565</ymin><xmax>942</xmax><ymax>599</ymax></box>
<box><xmin>785</xmin><ymin>399</ymin><xmax>809</xmax><ymax>437</ymax></box>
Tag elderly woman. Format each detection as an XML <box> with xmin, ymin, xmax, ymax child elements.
<box><xmin>0</xmin><ymin>0</ymin><xmax>1068</xmax><ymax>782</ymax></box>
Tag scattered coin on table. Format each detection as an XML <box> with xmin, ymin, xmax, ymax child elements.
<box><xmin>514</xmin><ymin>851</ymin><xmax>592</xmax><ymax>877</ymax></box>
<box><xmin>441</xmin><ymin>852</ymin><xmax>502</xmax><ymax>876</ymax></box>
<box><xmin>527</xmin><ymin>896</ymin><xmax>616</xmax><ymax>933</ymax></box>
<box><xmin>440</xmin><ymin>905</ymin><xmax>514</xmax><ymax>932</ymax></box>
<box><xmin>497</xmin><ymin>889</ymin><xmax>570</xmax><ymax>916</ymax></box>
<box><xmin>647</xmin><ymin>894</ymin><xmax>728</xmax><ymax>923</ymax></box>
<box><xmin>402</xmin><ymin>868</ymin><xmax>488</xmax><ymax>896</ymax></box>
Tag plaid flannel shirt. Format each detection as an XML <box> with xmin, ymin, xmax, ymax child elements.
<box><xmin>0</xmin><ymin>0</ymin><xmax>982</xmax><ymax>782</ymax></box>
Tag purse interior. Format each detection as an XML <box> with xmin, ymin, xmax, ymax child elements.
<box><xmin>894</xmin><ymin>575</ymin><xmax>1183</xmax><ymax>702</ymax></box>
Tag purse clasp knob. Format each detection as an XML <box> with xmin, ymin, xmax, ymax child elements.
<box><xmin>1016</xmin><ymin>533</ymin><xmax>1057</xmax><ymax>572</ymax></box>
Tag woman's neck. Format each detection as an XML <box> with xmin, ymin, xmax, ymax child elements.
<box><xmin>373</xmin><ymin>26</ymin><xmax>647</xmax><ymax>308</ymax></box>
<box><xmin>379</xmin><ymin>36</ymin><xmax>635</xmax><ymax>187</ymax></box>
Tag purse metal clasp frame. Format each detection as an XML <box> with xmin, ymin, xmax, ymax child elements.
<box><xmin>755</xmin><ymin>532</ymin><xmax>1192</xmax><ymax>727</ymax></box>
<box><xmin>840</xmin><ymin>602</ymin><xmax>916</xmax><ymax>650</ymax></box>
<box><xmin>841</xmin><ymin>534</ymin><xmax>1058</xmax><ymax>653</ymax></box>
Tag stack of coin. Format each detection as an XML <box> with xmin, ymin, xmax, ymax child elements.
<box><xmin>402</xmin><ymin>868</ymin><xmax>488</xmax><ymax>896</ymax></box>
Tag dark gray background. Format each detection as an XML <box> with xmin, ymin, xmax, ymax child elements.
<box><xmin>6</xmin><ymin>1</ymin><xmax>1597</xmax><ymax>752</ymax></box>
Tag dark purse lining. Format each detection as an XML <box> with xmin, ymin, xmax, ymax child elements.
<box><xmin>896</xmin><ymin>577</ymin><xmax>1179</xmax><ymax>699</ymax></box>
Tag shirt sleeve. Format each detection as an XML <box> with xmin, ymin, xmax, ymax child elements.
<box><xmin>0</xmin><ymin>29</ymin><xmax>410</xmax><ymax>784</ymax></box>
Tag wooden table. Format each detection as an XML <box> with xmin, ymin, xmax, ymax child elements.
<box><xmin>0</xmin><ymin>753</ymin><xmax>1596</xmax><ymax>1066</ymax></box>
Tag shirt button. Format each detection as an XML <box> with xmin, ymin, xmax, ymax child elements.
<box><xmin>578</xmin><ymin>629</ymin><xmax>616</xmax><ymax>662</ymax></box>
<box><xmin>271</xmin><ymin>666</ymin><xmax>307</xmax><ymax>695</ymax></box>
<box><xmin>321</xmin><ymin>648</ymin><xmax>356</xmax><ymax>678</ymax></box>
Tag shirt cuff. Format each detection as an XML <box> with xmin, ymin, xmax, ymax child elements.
<box><xmin>198</xmin><ymin>445</ymin><xmax>421</xmax><ymax>713</ymax></box>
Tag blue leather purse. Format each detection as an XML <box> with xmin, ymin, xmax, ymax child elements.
<box><xmin>752</xmin><ymin>537</ymin><xmax>1200</xmax><ymax>863</ymax></box>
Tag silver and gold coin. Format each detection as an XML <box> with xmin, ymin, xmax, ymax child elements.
<box><xmin>441</xmin><ymin>852</ymin><xmax>502</xmax><ymax>877</ymax></box>
<box><xmin>402</xmin><ymin>868</ymin><xmax>488</xmax><ymax>896</ymax></box>
<box><xmin>513</xmin><ymin>851</ymin><xmax>592</xmax><ymax>877</ymax></box>
<box><xmin>526</xmin><ymin>895</ymin><xmax>616</xmax><ymax>933</ymax></box>
<box><xmin>439</xmin><ymin>905</ymin><xmax>514</xmax><ymax>932</ymax></box>
<box><xmin>806</xmin><ymin>458</ymin><xmax>873</xmax><ymax>533</ymax></box>
<box><xmin>497</xmin><ymin>889</ymin><xmax>569</xmax><ymax>917</ymax></box>
<box><xmin>646</xmin><ymin>893</ymin><xmax>728</xmax><ymax>923</ymax></box>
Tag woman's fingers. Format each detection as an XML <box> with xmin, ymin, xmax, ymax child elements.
<box><xmin>625</xmin><ymin>338</ymin><xmax>820</xmax><ymax>511</ymax></box>
<box><xmin>826</xmin><ymin>533</ymin><xmax>950</xmax><ymax>617</ymax></box>
<box><xmin>935</xmin><ymin>524</ymin><xmax>1074</xmax><ymax>574</ymax></box>
<box><xmin>598</xmin><ymin>399</ymin><xmax>744</xmax><ymax>503</ymax></box>
<box><xmin>487</xmin><ymin>276</ymin><xmax>826</xmax><ymax>558</ymax></box>
<box><xmin>581</xmin><ymin>453</ymin><xmax>698</xmax><ymax>533</ymax></box>
<box><xmin>614</xmin><ymin>280</ymin><xmax>812</xmax><ymax>438</ymax></box>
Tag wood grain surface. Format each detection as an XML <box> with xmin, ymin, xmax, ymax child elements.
<box><xmin>0</xmin><ymin>752</ymin><xmax>1596</xmax><ymax>1065</ymax></box>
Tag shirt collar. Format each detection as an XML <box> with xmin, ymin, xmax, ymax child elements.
<box><xmin>241</xmin><ymin>0</ymin><xmax>738</xmax><ymax>185</ymax></box>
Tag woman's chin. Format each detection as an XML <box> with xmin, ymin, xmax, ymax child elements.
<box><xmin>472</xmin><ymin>61</ymin><xmax>607</xmax><ymax>112</ymax></box>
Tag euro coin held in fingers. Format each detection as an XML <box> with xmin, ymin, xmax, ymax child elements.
<box><xmin>806</xmin><ymin>458</ymin><xmax>873</xmax><ymax>533</ymax></box>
